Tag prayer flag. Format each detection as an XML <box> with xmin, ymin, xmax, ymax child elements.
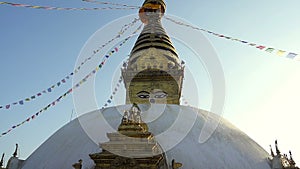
<box><xmin>277</xmin><ymin>50</ymin><xmax>286</xmax><ymax>56</ymax></box>
<box><xmin>19</xmin><ymin>100</ymin><xmax>24</xmax><ymax>105</ymax></box>
<box><xmin>11</xmin><ymin>3</ymin><xmax>19</xmax><ymax>6</ymax></box>
<box><xmin>32</xmin><ymin>6</ymin><xmax>42</xmax><ymax>9</ymax></box>
<box><xmin>286</xmin><ymin>52</ymin><xmax>298</xmax><ymax>59</ymax></box>
<box><xmin>67</xmin><ymin>89</ymin><xmax>72</xmax><ymax>93</ymax></box>
<box><xmin>256</xmin><ymin>45</ymin><xmax>266</xmax><ymax>50</ymax></box>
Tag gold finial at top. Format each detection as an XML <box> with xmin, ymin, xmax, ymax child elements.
<box><xmin>139</xmin><ymin>0</ymin><xmax>166</xmax><ymax>24</ymax></box>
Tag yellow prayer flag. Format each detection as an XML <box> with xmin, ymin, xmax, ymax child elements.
<box><xmin>32</xmin><ymin>6</ymin><xmax>41</xmax><ymax>8</ymax></box>
<box><xmin>277</xmin><ymin>50</ymin><xmax>286</xmax><ymax>56</ymax></box>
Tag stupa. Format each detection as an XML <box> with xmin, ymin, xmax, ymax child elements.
<box><xmin>2</xmin><ymin>0</ymin><xmax>299</xmax><ymax>169</ymax></box>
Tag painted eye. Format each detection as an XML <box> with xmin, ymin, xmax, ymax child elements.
<box><xmin>154</xmin><ymin>91</ymin><xmax>168</xmax><ymax>98</ymax></box>
<box><xmin>137</xmin><ymin>91</ymin><xmax>150</xmax><ymax>99</ymax></box>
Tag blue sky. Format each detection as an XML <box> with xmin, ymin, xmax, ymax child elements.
<box><xmin>0</xmin><ymin>0</ymin><xmax>300</xmax><ymax>165</ymax></box>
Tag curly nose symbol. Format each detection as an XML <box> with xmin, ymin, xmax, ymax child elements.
<box><xmin>149</xmin><ymin>98</ymin><xmax>155</xmax><ymax>104</ymax></box>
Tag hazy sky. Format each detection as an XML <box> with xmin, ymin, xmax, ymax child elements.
<box><xmin>0</xmin><ymin>0</ymin><xmax>300</xmax><ymax>165</ymax></box>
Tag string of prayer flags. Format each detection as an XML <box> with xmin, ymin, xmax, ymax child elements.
<box><xmin>0</xmin><ymin>26</ymin><xmax>143</xmax><ymax>138</ymax></box>
<box><xmin>165</xmin><ymin>17</ymin><xmax>299</xmax><ymax>61</ymax></box>
<box><xmin>101</xmin><ymin>76</ymin><xmax>123</xmax><ymax>109</ymax></box>
<box><xmin>92</xmin><ymin>18</ymin><xmax>139</xmax><ymax>55</ymax></box>
<box><xmin>0</xmin><ymin>18</ymin><xmax>139</xmax><ymax>110</ymax></box>
<box><xmin>0</xmin><ymin>1</ymin><xmax>138</xmax><ymax>11</ymax></box>
<box><xmin>0</xmin><ymin>73</ymin><xmax>74</xmax><ymax>110</ymax></box>
<box><xmin>82</xmin><ymin>0</ymin><xmax>140</xmax><ymax>8</ymax></box>
<box><xmin>0</xmin><ymin>74</ymin><xmax>122</xmax><ymax>138</ymax></box>
<box><xmin>0</xmin><ymin>86</ymin><xmax>74</xmax><ymax>138</ymax></box>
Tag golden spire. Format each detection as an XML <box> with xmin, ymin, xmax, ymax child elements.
<box><xmin>122</xmin><ymin>0</ymin><xmax>184</xmax><ymax>105</ymax></box>
<box><xmin>132</xmin><ymin>0</ymin><xmax>177</xmax><ymax>56</ymax></box>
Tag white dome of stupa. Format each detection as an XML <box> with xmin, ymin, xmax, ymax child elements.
<box><xmin>20</xmin><ymin>104</ymin><xmax>271</xmax><ymax>169</ymax></box>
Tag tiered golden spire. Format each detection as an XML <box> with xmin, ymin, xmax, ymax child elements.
<box><xmin>132</xmin><ymin>0</ymin><xmax>177</xmax><ymax>56</ymax></box>
<box><xmin>122</xmin><ymin>0</ymin><xmax>184</xmax><ymax>105</ymax></box>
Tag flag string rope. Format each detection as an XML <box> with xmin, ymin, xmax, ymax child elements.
<box><xmin>0</xmin><ymin>18</ymin><xmax>140</xmax><ymax>110</ymax></box>
<box><xmin>0</xmin><ymin>1</ymin><xmax>137</xmax><ymax>10</ymax></box>
<box><xmin>101</xmin><ymin>75</ymin><xmax>123</xmax><ymax>109</ymax></box>
<box><xmin>82</xmin><ymin>0</ymin><xmax>140</xmax><ymax>8</ymax></box>
<box><xmin>0</xmin><ymin>24</ymin><xmax>143</xmax><ymax>138</ymax></box>
<box><xmin>165</xmin><ymin>17</ymin><xmax>299</xmax><ymax>60</ymax></box>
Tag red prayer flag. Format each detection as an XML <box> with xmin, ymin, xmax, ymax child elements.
<box><xmin>256</xmin><ymin>45</ymin><xmax>266</xmax><ymax>50</ymax></box>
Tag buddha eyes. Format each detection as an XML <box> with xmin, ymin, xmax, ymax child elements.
<box><xmin>136</xmin><ymin>91</ymin><xmax>168</xmax><ymax>99</ymax></box>
<box><xmin>137</xmin><ymin>91</ymin><xmax>150</xmax><ymax>99</ymax></box>
<box><xmin>154</xmin><ymin>91</ymin><xmax>168</xmax><ymax>98</ymax></box>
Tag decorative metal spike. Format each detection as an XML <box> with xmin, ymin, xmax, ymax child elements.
<box><xmin>289</xmin><ymin>150</ymin><xmax>296</xmax><ymax>166</ymax></box>
<box><xmin>13</xmin><ymin>144</ymin><xmax>18</xmax><ymax>157</ymax></box>
<box><xmin>0</xmin><ymin>153</ymin><xmax>4</xmax><ymax>167</ymax></box>
<box><xmin>275</xmin><ymin>140</ymin><xmax>280</xmax><ymax>155</ymax></box>
<box><xmin>270</xmin><ymin>145</ymin><xmax>275</xmax><ymax>157</ymax></box>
